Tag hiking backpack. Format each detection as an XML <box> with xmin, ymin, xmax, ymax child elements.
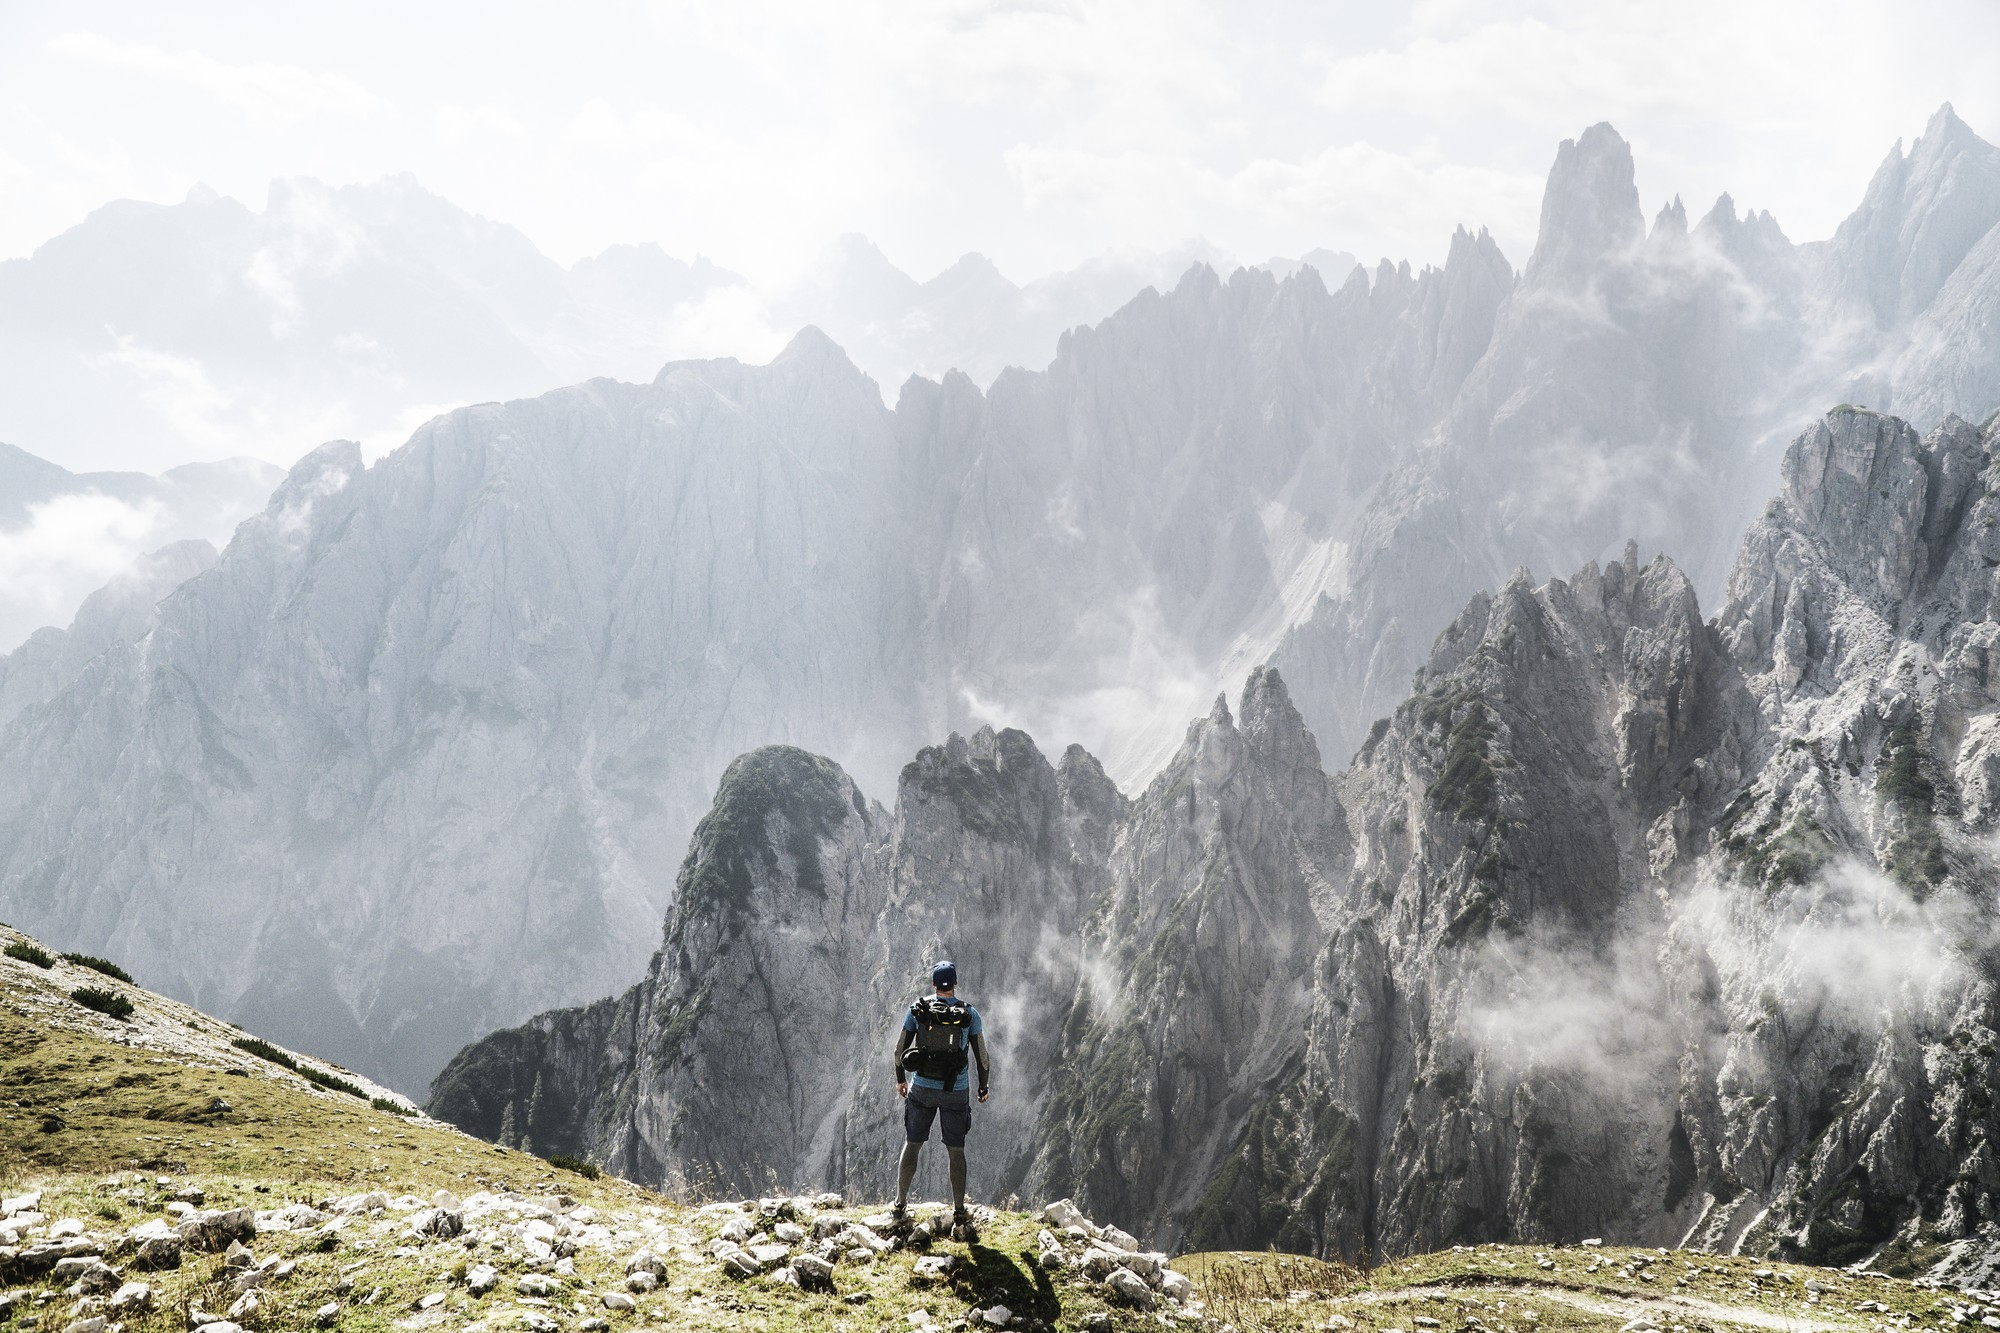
<box><xmin>902</xmin><ymin>996</ymin><xmax>971</xmax><ymax>1083</ymax></box>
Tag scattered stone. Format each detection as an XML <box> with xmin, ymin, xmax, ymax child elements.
<box><xmin>222</xmin><ymin>1240</ymin><xmax>253</xmax><ymax>1269</ymax></box>
<box><xmin>518</xmin><ymin>1313</ymin><xmax>558</xmax><ymax>1333</ymax></box>
<box><xmin>720</xmin><ymin>1250</ymin><xmax>763</xmax><ymax>1279</ymax></box>
<box><xmin>579</xmin><ymin>1321</ymin><xmax>609</xmax><ymax>1333</ymax></box>
<box><xmin>772</xmin><ymin>1221</ymin><xmax>807</xmax><ymax>1245</ymax></box>
<box><xmin>912</xmin><ymin>1254</ymin><xmax>956</xmax><ymax>1283</ymax></box>
<box><xmin>624</xmin><ymin>1249</ymin><xmax>665</xmax><ymax>1278</ymax></box>
<box><xmin>624</xmin><ymin>1272</ymin><xmax>657</xmax><ymax>1294</ymax></box>
<box><xmin>1414</xmin><ymin>1320</ymin><xmax>1442</xmax><ymax>1329</ymax></box>
<box><xmin>1042</xmin><ymin>1199</ymin><xmax>1086</xmax><ymax>1230</ymax></box>
<box><xmin>225</xmin><ymin>1291</ymin><xmax>259</xmax><ymax>1321</ymax></box>
<box><xmin>1105</xmin><ymin>1267</ymin><xmax>1154</xmax><ymax>1308</ymax></box>
<box><xmin>716</xmin><ymin>1216</ymin><xmax>754</xmax><ymax>1244</ymax></box>
<box><xmin>466</xmin><ymin>1264</ymin><xmax>499</xmax><ymax>1295</ymax></box>
<box><xmin>1580</xmin><ymin>1238</ymin><xmax>1603</xmax><ymax>1247</ymax></box>
<box><xmin>3</xmin><ymin>1191</ymin><xmax>43</xmax><ymax>1216</ymax></box>
<box><xmin>516</xmin><ymin>1275</ymin><xmax>561</xmax><ymax>1298</ymax></box>
<box><xmin>315</xmin><ymin>1302</ymin><xmax>340</xmax><ymax>1327</ymax></box>
<box><xmin>106</xmin><ymin>1283</ymin><xmax>149</xmax><ymax>1314</ymax></box>
<box><xmin>792</xmin><ymin>1253</ymin><xmax>835</xmax><ymax>1290</ymax></box>
<box><xmin>980</xmin><ymin>1305</ymin><xmax>1013</xmax><ymax>1326</ymax></box>
<box><xmin>601</xmin><ymin>1292</ymin><xmax>634</xmax><ymax>1312</ymax></box>
<box><xmin>416</xmin><ymin>1293</ymin><xmax>446</xmax><ymax>1311</ymax></box>
<box><xmin>1159</xmin><ymin>1269</ymin><xmax>1195</xmax><ymax>1302</ymax></box>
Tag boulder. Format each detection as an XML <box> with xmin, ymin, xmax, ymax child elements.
<box><xmin>1102</xmin><ymin>1226</ymin><xmax>1140</xmax><ymax>1251</ymax></box>
<box><xmin>1159</xmin><ymin>1269</ymin><xmax>1194</xmax><ymax>1302</ymax></box>
<box><xmin>720</xmin><ymin>1249</ymin><xmax>763</xmax><ymax>1279</ymax></box>
<box><xmin>1105</xmin><ymin>1267</ymin><xmax>1155</xmax><ymax>1308</ymax></box>
<box><xmin>466</xmin><ymin>1264</ymin><xmax>498</xmax><ymax>1295</ymax></box>
<box><xmin>225</xmin><ymin>1291</ymin><xmax>260</xmax><ymax>1321</ymax></box>
<box><xmin>516</xmin><ymin>1274</ymin><xmax>561</xmax><ymax>1297</ymax></box>
<box><xmin>624</xmin><ymin>1248</ymin><xmax>666</xmax><ymax>1277</ymax></box>
<box><xmin>600</xmin><ymin>1292</ymin><xmax>635</xmax><ymax>1311</ymax></box>
<box><xmin>624</xmin><ymin>1271</ymin><xmax>658</xmax><ymax>1294</ymax></box>
<box><xmin>912</xmin><ymin>1254</ymin><xmax>956</xmax><ymax>1283</ymax></box>
<box><xmin>980</xmin><ymin>1306</ymin><xmax>1013</xmax><ymax>1327</ymax></box>
<box><xmin>772</xmin><ymin>1221</ymin><xmax>807</xmax><ymax>1245</ymax></box>
<box><xmin>107</xmin><ymin>1282</ymin><xmax>150</xmax><ymax>1313</ymax></box>
<box><xmin>315</xmin><ymin>1301</ymin><xmax>340</xmax><ymax>1327</ymax></box>
<box><xmin>1041</xmin><ymin>1199</ymin><xmax>1086</xmax><ymax>1230</ymax></box>
<box><xmin>792</xmin><ymin>1254</ymin><xmax>835</xmax><ymax>1290</ymax></box>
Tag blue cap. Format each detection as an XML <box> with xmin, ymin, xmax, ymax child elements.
<box><xmin>931</xmin><ymin>960</ymin><xmax>957</xmax><ymax>989</ymax></box>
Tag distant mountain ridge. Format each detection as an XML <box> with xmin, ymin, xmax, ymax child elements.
<box><xmin>0</xmin><ymin>175</ymin><xmax>1283</xmax><ymax>473</ymax></box>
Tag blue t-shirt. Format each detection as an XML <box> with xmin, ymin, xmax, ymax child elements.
<box><xmin>904</xmin><ymin>998</ymin><xmax>982</xmax><ymax>1092</ymax></box>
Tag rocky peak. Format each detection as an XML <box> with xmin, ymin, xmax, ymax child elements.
<box><xmin>1827</xmin><ymin>102</ymin><xmax>2000</xmax><ymax>326</ymax></box>
<box><xmin>1776</xmin><ymin>406</ymin><xmax>1937</xmax><ymax>603</ymax></box>
<box><xmin>1652</xmin><ymin>195</ymin><xmax>1689</xmax><ymax>239</ymax></box>
<box><xmin>1525</xmin><ymin>122</ymin><xmax>1644</xmax><ymax>286</ymax></box>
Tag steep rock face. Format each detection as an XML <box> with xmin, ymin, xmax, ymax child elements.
<box><xmin>0</xmin><ymin>344</ymin><xmax>925</xmax><ymax>1093</ymax></box>
<box><xmin>1028</xmin><ymin>668</ymin><xmax>1349</xmax><ymax>1248</ymax></box>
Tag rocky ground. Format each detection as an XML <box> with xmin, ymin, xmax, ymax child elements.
<box><xmin>7</xmin><ymin>921</ymin><xmax>1995</xmax><ymax>1333</ymax></box>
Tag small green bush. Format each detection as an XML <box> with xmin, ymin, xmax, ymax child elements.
<box><xmin>549</xmin><ymin>1155</ymin><xmax>600</xmax><ymax>1179</ymax></box>
<box><xmin>61</xmin><ymin>953</ymin><xmax>134</xmax><ymax>984</ymax></box>
<box><xmin>372</xmin><ymin>1097</ymin><xmax>415</xmax><ymax>1117</ymax></box>
<box><xmin>5</xmin><ymin>939</ymin><xmax>54</xmax><ymax>968</ymax></box>
<box><xmin>72</xmin><ymin>986</ymin><xmax>135</xmax><ymax>1020</ymax></box>
<box><xmin>232</xmin><ymin>1035</ymin><xmax>366</xmax><ymax>1098</ymax></box>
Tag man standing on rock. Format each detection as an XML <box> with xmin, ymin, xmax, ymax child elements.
<box><xmin>893</xmin><ymin>959</ymin><xmax>990</xmax><ymax>1237</ymax></box>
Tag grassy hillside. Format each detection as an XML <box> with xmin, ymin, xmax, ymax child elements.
<box><xmin>3</xmin><ymin>923</ymin><xmax>1988</xmax><ymax>1333</ymax></box>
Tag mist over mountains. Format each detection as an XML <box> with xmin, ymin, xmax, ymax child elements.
<box><xmin>3</xmin><ymin>103</ymin><xmax>1999</xmax><ymax>1132</ymax></box>
<box><xmin>0</xmin><ymin>173</ymin><xmax>1308</xmax><ymax>475</ymax></box>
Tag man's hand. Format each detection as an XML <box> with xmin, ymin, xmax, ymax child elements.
<box><xmin>977</xmin><ymin>1086</ymin><xmax>990</xmax><ymax>1104</ymax></box>
<box><xmin>896</xmin><ymin>1081</ymin><xmax>909</xmax><ymax>1099</ymax></box>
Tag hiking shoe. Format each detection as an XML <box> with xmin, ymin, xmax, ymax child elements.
<box><xmin>951</xmin><ymin>1209</ymin><xmax>976</xmax><ymax>1241</ymax></box>
<box><xmin>888</xmin><ymin>1202</ymin><xmax>908</xmax><ymax>1229</ymax></box>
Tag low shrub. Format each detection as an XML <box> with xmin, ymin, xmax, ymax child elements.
<box><xmin>5</xmin><ymin>939</ymin><xmax>54</xmax><ymax>968</ymax></box>
<box><xmin>232</xmin><ymin>1035</ymin><xmax>366</xmax><ymax>1098</ymax></box>
<box><xmin>372</xmin><ymin>1097</ymin><xmax>415</xmax><ymax>1117</ymax></box>
<box><xmin>61</xmin><ymin>953</ymin><xmax>134</xmax><ymax>984</ymax></box>
<box><xmin>549</xmin><ymin>1155</ymin><xmax>601</xmax><ymax>1180</ymax></box>
<box><xmin>72</xmin><ymin>986</ymin><xmax>135</xmax><ymax>1020</ymax></box>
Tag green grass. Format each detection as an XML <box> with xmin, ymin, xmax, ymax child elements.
<box><xmin>3</xmin><ymin>924</ymin><xmax>1967</xmax><ymax>1333</ymax></box>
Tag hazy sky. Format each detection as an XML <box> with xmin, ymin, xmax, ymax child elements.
<box><xmin>5</xmin><ymin>0</ymin><xmax>2000</xmax><ymax>284</ymax></box>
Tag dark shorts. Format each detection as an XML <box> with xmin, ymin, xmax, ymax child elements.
<box><xmin>903</xmin><ymin>1084</ymin><xmax>971</xmax><ymax>1147</ymax></box>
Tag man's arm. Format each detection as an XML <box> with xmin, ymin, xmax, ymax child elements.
<box><xmin>894</xmin><ymin>1025</ymin><xmax>915</xmax><ymax>1096</ymax></box>
<box><xmin>969</xmin><ymin>1032</ymin><xmax>990</xmax><ymax>1102</ymax></box>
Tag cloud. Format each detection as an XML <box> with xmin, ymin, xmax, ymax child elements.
<box><xmin>48</xmin><ymin>31</ymin><xmax>383</xmax><ymax>123</ymax></box>
<box><xmin>1458</xmin><ymin>858</ymin><xmax>1972</xmax><ymax>1099</ymax></box>
<box><xmin>0</xmin><ymin>492</ymin><xmax>169</xmax><ymax>650</ymax></box>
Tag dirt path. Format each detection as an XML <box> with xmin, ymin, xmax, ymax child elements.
<box><xmin>1336</xmin><ymin>1281</ymin><xmax>1860</xmax><ymax>1332</ymax></box>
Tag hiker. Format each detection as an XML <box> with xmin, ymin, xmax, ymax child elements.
<box><xmin>893</xmin><ymin>959</ymin><xmax>990</xmax><ymax>1235</ymax></box>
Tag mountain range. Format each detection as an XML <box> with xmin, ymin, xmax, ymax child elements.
<box><xmin>2</xmin><ymin>106</ymin><xmax>1998</xmax><ymax>1118</ymax></box>
<box><xmin>433</xmin><ymin>403</ymin><xmax>2000</xmax><ymax>1270</ymax></box>
<box><xmin>0</xmin><ymin>174</ymin><xmax>1307</xmax><ymax>475</ymax></box>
